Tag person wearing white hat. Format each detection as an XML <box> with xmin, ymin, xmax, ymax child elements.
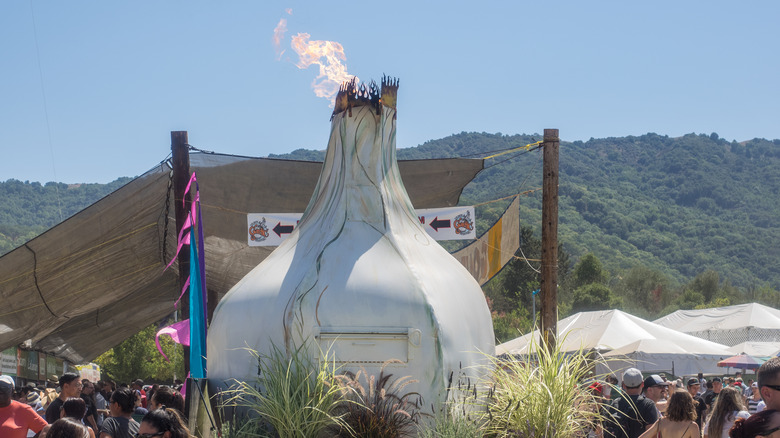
<box><xmin>747</xmin><ymin>381</ymin><xmax>762</xmax><ymax>414</ymax></box>
<box><xmin>605</xmin><ymin>368</ymin><xmax>659</xmax><ymax>438</ymax></box>
<box><xmin>0</xmin><ymin>375</ymin><xmax>48</xmax><ymax>438</ymax></box>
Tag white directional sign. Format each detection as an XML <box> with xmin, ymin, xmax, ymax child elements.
<box><xmin>247</xmin><ymin>213</ymin><xmax>302</xmax><ymax>247</ymax></box>
<box><xmin>414</xmin><ymin>206</ymin><xmax>476</xmax><ymax>241</ymax></box>
<box><xmin>248</xmin><ymin>206</ymin><xmax>476</xmax><ymax>246</ymax></box>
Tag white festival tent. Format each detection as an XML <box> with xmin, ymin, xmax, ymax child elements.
<box><xmin>495</xmin><ymin>310</ymin><xmax>732</xmax><ymax>379</ymax></box>
<box><xmin>726</xmin><ymin>341</ymin><xmax>780</xmax><ymax>358</ymax></box>
<box><xmin>653</xmin><ymin>303</ymin><xmax>780</xmax><ymax>346</ymax></box>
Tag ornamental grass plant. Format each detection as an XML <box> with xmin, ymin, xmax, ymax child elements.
<box><xmin>481</xmin><ymin>335</ymin><xmax>610</xmax><ymax>438</ymax></box>
<box><xmin>217</xmin><ymin>337</ymin><xmax>613</xmax><ymax>437</ymax></box>
<box><xmin>217</xmin><ymin>409</ymin><xmax>272</xmax><ymax>438</ymax></box>
<box><xmin>418</xmin><ymin>410</ymin><xmax>485</xmax><ymax>438</ymax></box>
<box><xmin>220</xmin><ymin>343</ymin><xmax>349</xmax><ymax>438</ymax></box>
<box><xmin>417</xmin><ymin>374</ymin><xmax>486</xmax><ymax>438</ymax></box>
<box><xmin>328</xmin><ymin>359</ymin><xmax>423</xmax><ymax>438</ymax></box>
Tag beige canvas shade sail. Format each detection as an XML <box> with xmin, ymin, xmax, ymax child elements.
<box><xmin>0</xmin><ymin>151</ymin><xmax>485</xmax><ymax>364</ymax></box>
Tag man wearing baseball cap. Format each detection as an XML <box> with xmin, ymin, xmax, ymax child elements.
<box><xmin>704</xmin><ymin>376</ymin><xmax>723</xmax><ymax>415</ymax></box>
<box><xmin>747</xmin><ymin>381</ymin><xmax>762</xmax><ymax>414</ymax></box>
<box><xmin>686</xmin><ymin>378</ymin><xmax>706</xmax><ymax>429</ymax></box>
<box><xmin>641</xmin><ymin>374</ymin><xmax>669</xmax><ymax>415</ymax></box>
<box><xmin>0</xmin><ymin>375</ymin><xmax>48</xmax><ymax>438</ymax></box>
<box><xmin>604</xmin><ymin>368</ymin><xmax>659</xmax><ymax>438</ymax></box>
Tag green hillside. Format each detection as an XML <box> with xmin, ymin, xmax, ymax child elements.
<box><xmin>4</xmin><ymin>132</ymin><xmax>780</xmax><ymax>341</ymax></box>
<box><xmin>0</xmin><ymin>178</ymin><xmax>131</xmax><ymax>254</ymax></box>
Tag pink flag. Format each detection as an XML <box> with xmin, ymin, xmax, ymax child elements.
<box><xmin>155</xmin><ymin>319</ymin><xmax>190</xmax><ymax>361</ymax></box>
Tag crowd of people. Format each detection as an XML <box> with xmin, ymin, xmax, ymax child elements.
<box><xmin>7</xmin><ymin>357</ymin><xmax>780</xmax><ymax>437</ymax></box>
<box><xmin>0</xmin><ymin>372</ymin><xmax>190</xmax><ymax>438</ymax></box>
<box><xmin>595</xmin><ymin>356</ymin><xmax>780</xmax><ymax>438</ymax></box>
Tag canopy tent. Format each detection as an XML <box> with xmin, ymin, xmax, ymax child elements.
<box><xmin>726</xmin><ymin>341</ymin><xmax>780</xmax><ymax>358</ymax></box>
<box><xmin>0</xmin><ymin>151</ymin><xmax>485</xmax><ymax>364</ymax></box>
<box><xmin>600</xmin><ymin>338</ymin><xmax>732</xmax><ymax>378</ymax></box>
<box><xmin>653</xmin><ymin>303</ymin><xmax>780</xmax><ymax>346</ymax></box>
<box><xmin>496</xmin><ymin>310</ymin><xmax>732</xmax><ymax>378</ymax></box>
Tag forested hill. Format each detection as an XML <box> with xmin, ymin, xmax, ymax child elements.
<box><xmin>0</xmin><ymin>178</ymin><xmax>132</xmax><ymax>254</ymax></box>
<box><xmin>3</xmin><ymin>132</ymin><xmax>780</xmax><ymax>293</ymax></box>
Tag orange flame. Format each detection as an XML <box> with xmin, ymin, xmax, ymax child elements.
<box><xmin>290</xmin><ymin>32</ymin><xmax>356</xmax><ymax>102</ymax></box>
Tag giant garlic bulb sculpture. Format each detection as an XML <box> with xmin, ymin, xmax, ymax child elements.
<box><xmin>207</xmin><ymin>77</ymin><xmax>494</xmax><ymax>408</ymax></box>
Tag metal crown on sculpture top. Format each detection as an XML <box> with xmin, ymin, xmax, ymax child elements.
<box><xmin>207</xmin><ymin>76</ymin><xmax>494</xmax><ymax>409</ymax></box>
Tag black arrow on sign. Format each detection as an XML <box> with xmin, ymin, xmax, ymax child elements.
<box><xmin>429</xmin><ymin>217</ymin><xmax>451</xmax><ymax>232</ymax></box>
<box><xmin>273</xmin><ymin>222</ymin><xmax>295</xmax><ymax>237</ymax></box>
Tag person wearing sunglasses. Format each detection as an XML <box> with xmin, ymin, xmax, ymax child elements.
<box><xmin>45</xmin><ymin>373</ymin><xmax>83</xmax><ymax>424</ymax></box>
<box><xmin>758</xmin><ymin>358</ymin><xmax>780</xmax><ymax>412</ymax></box>
<box><xmin>729</xmin><ymin>409</ymin><xmax>780</xmax><ymax>437</ymax></box>
<box><xmin>135</xmin><ymin>406</ymin><xmax>191</xmax><ymax>438</ymax></box>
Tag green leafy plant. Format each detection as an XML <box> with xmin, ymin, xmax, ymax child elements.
<box><xmin>482</xmin><ymin>335</ymin><xmax>609</xmax><ymax>438</ymax></box>
<box><xmin>328</xmin><ymin>360</ymin><xmax>423</xmax><ymax>438</ymax></box>
<box><xmin>220</xmin><ymin>343</ymin><xmax>348</xmax><ymax>438</ymax></box>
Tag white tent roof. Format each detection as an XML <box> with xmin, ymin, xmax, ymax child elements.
<box><xmin>604</xmin><ymin>338</ymin><xmax>697</xmax><ymax>356</ymax></box>
<box><xmin>496</xmin><ymin>309</ymin><xmax>730</xmax><ymax>356</ymax></box>
<box><xmin>654</xmin><ymin>303</ymin><xmax>780</xmax><ymax>333</ymax></box>
<box><xmin>726</xmin><ymin>341</ymin><xmax>780</xmax><ymax>358</ymax></box>
<box><xmin>496</xmin><ymin>310</ymin><xmax>732</xmax><ymax>377</ymax></box>
<box><xmin>653</xmin><ymin>303</ymin><xmax>780</xmax><ymax>346</ymax></box>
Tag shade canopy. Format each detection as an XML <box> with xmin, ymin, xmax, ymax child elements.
<box><xmin>725</xmin><ymin>341</ymin><xmax>780</xmax><ymax>358</ymax></box>
<box><xmin>0</xmin><ymin>151</ymin><xmax>484</xmax><ymax>364</ymax></box>
<box><xmin>497</xmin><ymin>310</ymin><xmax>729</xmax><ymax>355</ymax></box>
<box><xmin>496</xmin><ymin>309</ymin><xmax>732</xmax><ymax>378</ymax></box>
<box><xmin>654</xmin><ymin>303</ymin><xmax>780</xmax><ymax>346</ymax></box>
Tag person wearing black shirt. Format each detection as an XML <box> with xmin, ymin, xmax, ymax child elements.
<box><xmin>605</xmin><ymin>368</ymin><xmax>659</xmax><ymax>438</ymax></box>
<box><xmin>686</xmin><ymin>378</ymin><xmax>706</xmax><ymax>429</ymax></box>
<box><xmin>703</xmin><ymin>376</ymin><xmax>722</xmax><ymax>417</ymax></box>
<box><xmin>44</xmin><ymin>373</ymin><xmax>82</xmax><ymax>424</ymax></box>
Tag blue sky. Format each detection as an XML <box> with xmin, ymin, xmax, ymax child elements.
<box><xmin>2</xmin><ymin>1</ymin><xmax>778</xmax><ymax>184</ymax></box>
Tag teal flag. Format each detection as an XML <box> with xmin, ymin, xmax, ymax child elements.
<box><xmin>189</xmin><ymin>226</ymin><xmax>207</xmax><ymax>378</ymax></box>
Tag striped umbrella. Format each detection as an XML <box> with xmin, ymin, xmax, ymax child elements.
<box><xmin>717</xmin><ymin>353</ymin><xmax>764</xmax><ymax>370</ymax></box>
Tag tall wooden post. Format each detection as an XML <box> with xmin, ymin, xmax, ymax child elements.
<box><xmin>171</xmin><ymin>131</ymin><xmax>191</xmax><ymax>375</ymax></box>
<box><xmin>540</xmin><ymin>129</ymin><xmax>559</xmax><ymax>352</ymax></box>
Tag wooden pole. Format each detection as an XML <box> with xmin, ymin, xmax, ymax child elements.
<box><xmin>540</xmin><ymin>129</ymin><xmax>559</xmax><ymax>352</ymax></box>
<box><xmin>171</xmin><ymin>131</ymin><xmax>191</xmax><ymax>376</ymax></box>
